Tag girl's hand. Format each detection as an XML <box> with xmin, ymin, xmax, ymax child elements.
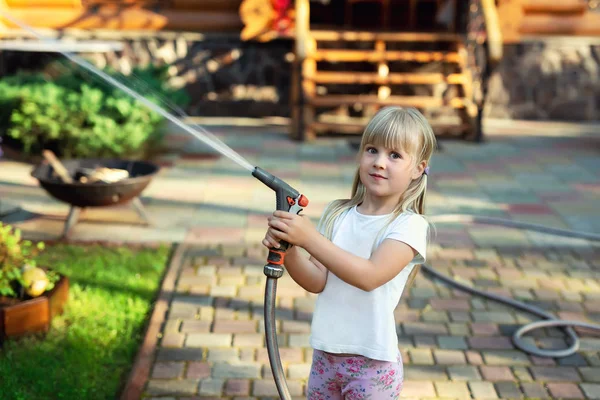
<box><xmin>262</xmin><ymin>226</ymin><xmax>282</xmax><ymax>249</ymax></box>
<box><xmin>266</xmin><ymin>210</ymin><xmax>317</xmax><ymax>248</ymax></box>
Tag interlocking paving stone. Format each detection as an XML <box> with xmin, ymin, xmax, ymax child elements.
<box><xmin>494</xmin><ymin>381</ymin><xmax>524</xmax><ymax>399</ymax></box>
<box><xmin>252</xmin><ymin>379</ymin><xmax>304</xmax><ymax>397</ymax></box>
<box><xmin>468</xmin><ymin>336</ymin><xmax>514</xmax><ymax>350</ymax></box>
<box><xmin>579</xmin><ymin>367</ymin><xmax>600</xmax><ymax>383</ymax></box>
<box><xmin>212</xmin><ymin>362</ymin><xmax>261</xmax><ymax>379</ymax></box>
<box><xmin>481</xmin><ymin>351</ymin><xmax>531</xmax><ymax>366</ymax></box>
<box><xmin>150</xmin><ymin>362</ymin><xmax>185</xmax><ymax>379</ymax></box>
<box><xmin>468</xmin><ymin>381</ymin><xmax>498</xmax><ymax>399</ymax></box>
<box><xmin>145</xmin><ymin>379</ymin><xmax>200</xmax><ymax>396</ymax></box>
<box><xmin>408</xmin><ymin>348</ymin><xmax>435</xmax><ymax>365</ymax></box>
<box><xmin>438</xmin><ymin>336</ymin><xmax>469</xmax><ymax>350</ymax></box>
<box><xmin>433</xmin><ymin>350</ymin><xmax>467</xmax><ymax>365</ymax></box>
<box><xmin>207</xmin><ymin>348</ymin><xmax>240</xmax><ymax>362</ymax></box>
<box><xmin>530</xmin><ymin>366</ymin><xmax>582</xmax><ymax>382</ymax></box>
<box><xmin>447</xmin><ymin>366</ymin><xmax>482</xmax><ymax>381</ymax></box>
<box><xmin>521</xmin><ymin>382</ymin><xmax>551</xmax><ymax>399</ymax></box>
<box><xmin>512</xmin><ymin>366</ymin><xmax>533</xmax><ymax>382</ymax></box>
<box><xmin>186</xmin><ymin>333</ymin><xmax>232</xmax><ymax>348</ymax></box>
<box><xmin>434</xmin><ymin>382</ymin><xmax>471</xmax><ymax>399</ymax></box>
<box><xmin>186</xmin><ymin>362</ymin><xmax>211</xmax><ymax>379</ymax></box>
<box><xmin>580</xmin><ymin>383</ymin><xmax>600</xmax><ymax>399</ymax></box>
<box><xmin>479</xmin><ymin>366</ymin><xmax>514</xmax><ymax>381</ymax></box>
<box><xmin>155</xmin><ymin>348</ymin><xmax>205</xmax><ymax>362</ymax></box>
<box><xmin>224</xmin><ymin>378</ymin><xmax>251</xmax><ymax>396</ymax></box>
<box><xmin>559</xmin><ymin>353</ymin><xmax>590</xmax><ymax>367</ymax></box>
<box><xmin>405</xmin><ymin>365</ymin><xmax>448</xmax><ymax>380</ymax></box>
<box><xmin>546</xmin><ymin>383</ymin><xmax>586</xmax><ymax>399</ymax></box>
<box><xmin>198</xmin><ymin>378</ymin><xmax>225</xmax><ymax>396</ymax></box>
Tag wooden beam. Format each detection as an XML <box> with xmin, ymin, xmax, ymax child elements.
<box><xmin>294</xmin><ymin>0</ymin><xmax>311</xmax><ymax>140</ymax></box>
<box><xmin>0</xmin><ymin>7</ymin><xmax>243</xmax><ymax>31</ymax></box>
<box><xmin>496</xmin><ymin>0</ymin><xmax>524</xmax><ymax>43</ymax></box>
<box><xmin>311</xmin><ymin>50</ymin><xmax>461</xmax><ymax>63</ymax></box>
<box><xmin>3</xmin><ymin>0</ymin><xmax>82</xmax><ymax>6</ymax></box>
<box><xmin>311</xmin><ymin>71</ymin><xmax>467</xmax><ymax>85</ymax></box>
<box><xmin>171</xmin><ymin>0</ymin><xmax>242</xmax><ymax>11</ymax></box>
<box><xmin>0</xmin><ymin>39</ymin><xmax>123</xmax><ymax>52</ymax></box>
<box><xmin>310</xmin><ymin>30</ymin><xmax>461</xmax><ymax>42</ymax></box>
<box><xmin>481</xmin><ymin>0</ymin><xmax>503</xmax><ymax>64</ymax></box>
<box><xmin>295</xmin><ymin>0</ymin><xmax>310</xmax><ymax>60</ymax></box>
<box><xmin>308</xmin><ymin>94</ymin><xmax>470</xmax><ymax>108</ymax></box>
<box><xmin>311</xmin><ymin>121</ymin><xmax>470</xmax><ymax>135</ymax></box>
<box><xmin>522</xmin><ymin>0</ymin><xmax>588</xmax><ymax>14</ymax></box>
<box><xmin>520</xmin><ymin>13</ymin><xmax>600</xmax><ymax>36</ymax></box>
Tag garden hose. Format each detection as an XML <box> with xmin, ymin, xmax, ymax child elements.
<box><xmin>252</xmin><ymin>166</ymin><xmax>309</xmax><ymax>400</ymax></box>
<box><xmin>425</xmin><ymin>214</ymin><xmax>600</xmax><ymax>359</ymax></box>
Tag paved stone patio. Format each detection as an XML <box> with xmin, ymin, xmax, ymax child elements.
<box><xmin>1</xmin><ymin>119</ymin><xmax>599</xmax><ymax>399</ymax></box>
<box><xmin>136</xmin><ymin>241</ymin><xmax>600</xmax><ymax>400</ymax></box>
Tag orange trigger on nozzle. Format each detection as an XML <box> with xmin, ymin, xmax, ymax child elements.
<box><xmin>298</xmin><ymin>195</ymin><xmax>309</xmax><ymax>207</ymax></box>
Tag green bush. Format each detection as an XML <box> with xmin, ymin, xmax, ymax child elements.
<box><xmin>0</xmin><ymin>64</ymin><xmax>190</xmax><ymax>159</ymax></box>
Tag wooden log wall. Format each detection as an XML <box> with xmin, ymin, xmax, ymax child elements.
<box><xmin>496</xmin><ymin>0</ymin><xmax>600</xmax><ymax>42</ymax></box>
<box><xmin>0</xmin><ymin>0</ymin><xmax>244</xmax><ymax>32</ymax></box>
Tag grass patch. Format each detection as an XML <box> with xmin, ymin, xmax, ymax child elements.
<box><xmin>0</xmin><ymin>243</ymin><xmax>171</xmax><ymax>400</ymax></box>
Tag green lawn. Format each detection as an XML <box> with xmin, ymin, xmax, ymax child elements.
<box><xmin>0</xmin><ymin>243</ymin><xmax>171</xmax><ymax>400</ymax></box>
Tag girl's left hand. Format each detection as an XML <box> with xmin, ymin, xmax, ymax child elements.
<box><xmin>267</xmin><ymin>210</ymin><xmax>317</xmax><ymax>248</ymax></box>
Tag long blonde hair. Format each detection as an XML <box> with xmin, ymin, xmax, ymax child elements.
<box><xmin>318</xmin><ymin>106</ymin><xmax>437</xmax><ymax>244</ymax></box>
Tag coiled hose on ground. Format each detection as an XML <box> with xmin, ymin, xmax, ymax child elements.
<box><xmin>425</xmin><ymin>214</ymin><xmax>600</xmax><ymax>358</ymax></box>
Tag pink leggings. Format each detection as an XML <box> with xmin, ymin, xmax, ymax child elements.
<box><xmin>307</xmin><ymin>350</ymin><xmax>403</xmax><ymax>399</ymax></box>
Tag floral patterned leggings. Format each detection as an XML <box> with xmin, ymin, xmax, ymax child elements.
<box><xmin>307</xmin><ymin>350</ymin><xmax>403</xmax><ymax>399</ymax></box>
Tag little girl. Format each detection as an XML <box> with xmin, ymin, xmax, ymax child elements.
<box><xmin>262</xmin><ymin>106</ymin><xmax>436</xmax><ymax>399</ymax></box>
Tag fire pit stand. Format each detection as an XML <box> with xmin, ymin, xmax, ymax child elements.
<box><xmin>62</xmin><ymin>196</ymin><xmax>152</xmax><ymax>237</ymax></box>
<box><xmin>31</xmin><ymin>159</ymin><xmax>160</xmax><ymax>238</ymax></box>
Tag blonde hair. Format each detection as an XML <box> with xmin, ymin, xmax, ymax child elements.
<box><xmin>316</xmin><ymin>107</ymin><xmax>436</xmax><ymax>294</ymax></box>
<box><xmin>318</xmin><ymin>106</ymin><xmax>437</xmax><ymax>244</ymax></box>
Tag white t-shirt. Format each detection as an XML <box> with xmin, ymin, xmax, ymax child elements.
<box><xmin>309</xmin><ymin>205</ymin><xmax>428</xmax><ymax>362</ymax></box>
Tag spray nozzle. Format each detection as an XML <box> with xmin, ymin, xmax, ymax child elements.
<box><xmin>252</xmin><ymin>166</ymin><xmax>308</xmax><ymax>212</ymax></box>
<box><xmin>252</xmin><ymin>167</ymin><xmax>298</xmax><ymax>196</ymax></box>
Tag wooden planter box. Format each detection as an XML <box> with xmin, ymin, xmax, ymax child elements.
<box><xmin>0</xmin><ymin>275</ymin><xmax>69</xmax><ymax>340</ymax></box>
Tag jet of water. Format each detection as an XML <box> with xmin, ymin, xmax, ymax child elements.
<box><xmin>0</xmin><ymin>11</ymin><xmax>256</xmax><ymax>172</ymax></box>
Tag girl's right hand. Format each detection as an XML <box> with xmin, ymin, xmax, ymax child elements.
<box><xmin>262</xmin><ymin>227</ymin><xmax>281</xmax><ymax>249</ymax></box>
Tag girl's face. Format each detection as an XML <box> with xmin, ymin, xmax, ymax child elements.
<box><xmin>358</xmin><ymin>143</ymin><xmax>425</xmax><ymax>202</ymax></box>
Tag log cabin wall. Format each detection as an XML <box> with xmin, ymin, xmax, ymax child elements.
<box><xmin>486</xmin><ymin>0</ymin><xmax>600</xmax><ymax>121</ymax></box>
<box><xmin>496</xmin><ymin>0</ymin><xmax>600</xmax><ymax>42</ymax></box>
<box><xmin>0</xmin><ymin>0</ymin><xmax>244</xmax><ymax>32</ymax></box>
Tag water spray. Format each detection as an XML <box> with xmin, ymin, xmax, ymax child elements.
<box><xmin>3</xmin><ymin>11</ymin><xmax>600</xmax><ymax>399</ymax></box>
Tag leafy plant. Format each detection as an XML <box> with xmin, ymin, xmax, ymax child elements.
<box><xmin>0</xmin><ymin>64</ymin><xmax>190</xmax><ymax>159</ymax></box>
<box><xmin>0</xmin><ymin>223</ymin><xmax>55</xmax><ymax>299</ymax></box>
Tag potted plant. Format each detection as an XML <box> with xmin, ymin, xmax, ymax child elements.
<box><xmin>0</xmin><ymin>223</ymin><xmax>69</xmax><ymax>340</ymax></box>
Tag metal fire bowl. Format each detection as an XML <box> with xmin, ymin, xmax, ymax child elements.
<box><xmin>31</xmin><ymin>159</ymin><xmax>160</xmax><ymax>208</ymax></box>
